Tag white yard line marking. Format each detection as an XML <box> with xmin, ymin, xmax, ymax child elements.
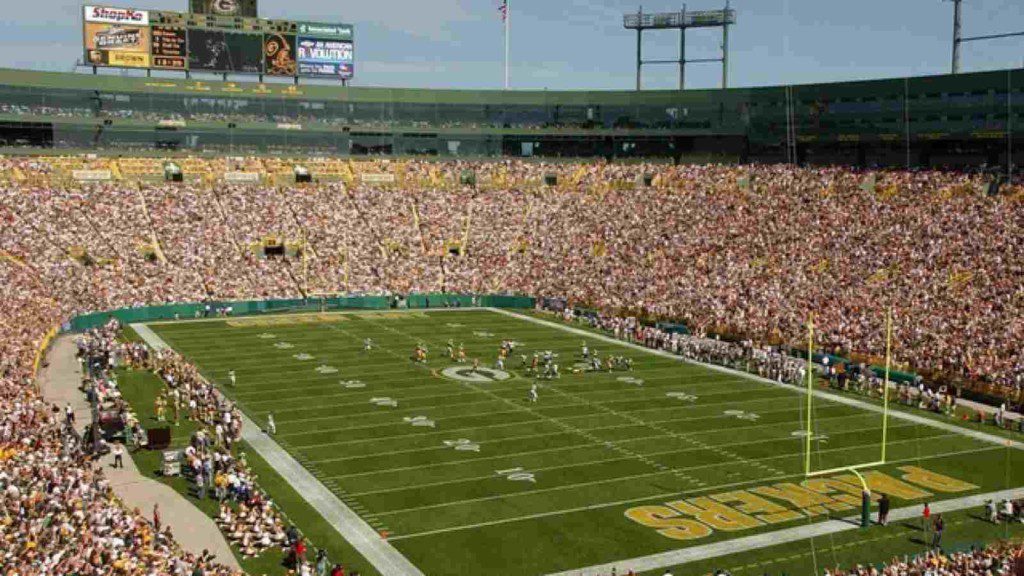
<box><xmin>364</xmin><ymin>432</ymin><xmax>967</xmax><ymax>508</ymax></box>
<box><xmin>134</xmin><ymin>323</ymin><xmax>425</xmax><ymax>576</ymax></box>
<box><xmin>488</xmin><ymin>309</ymin><xmax>1024</xmax><ymax>451</ymax></box>
<box><xmin>385</xmin><ymin>445</ymin><xmax>1001</xmax><ymax>542</ymax></box>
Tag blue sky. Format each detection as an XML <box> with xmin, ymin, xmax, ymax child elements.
<box><xmin>9</xmin><ymin>0</ymin><xmax>1024</xmax><ymax>89</ymax></box>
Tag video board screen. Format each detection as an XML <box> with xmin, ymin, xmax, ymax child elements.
<box><xmin>187</xmin><ymin>29</ymin><xmax>262</xmax><ymax>73</ymax></box>
<box><xmin>263</xmin><ymin>33</ymin><xmax>297</xmax><ymax>76</ymax></box>
<box><xmin>297</xmin><ymin>37</ymin><xmax>353</xmax><ymax>78</ymax></box>
<box><xmin>151</xmin><ymin>26</ymin><xmax>187</xmax><ymax>69</ymax></box>
<box><xmin>189</xmin><ymin>0</ymin><xmax>258</xmax><ymax>17</ymax></box>
<box><xmin>82</xmin><ymin>5</ymin><xmax>355</xmax><ymax>79</ymax></box>
<box><xmin>84</xmin><ymin>21</ymin><xmax>152</xmax><ymax>68</ymax></box>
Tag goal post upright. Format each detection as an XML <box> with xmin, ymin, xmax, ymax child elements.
<box><xmin>804</xmin><ymin>310</ymin><xmax>895</xmax><ymax>488</ymax></box>
<box><xmin>804</xmin><ymin>314</ymin><xmax>814</xmax><ymax>476</ymax></box>
<box><xmin>881</xmin><ymin>307</ymin><xmax>893</xmax><ymax>464</ymax></box>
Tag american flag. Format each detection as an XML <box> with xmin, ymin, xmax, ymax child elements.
<box><xmin>498</xmin><ymin>0</ymin><xmax>508</xmax><ymax>22</ymax></box>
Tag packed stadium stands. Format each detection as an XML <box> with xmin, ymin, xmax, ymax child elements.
<box><xmin>1</xmin><ymin>156</ymin><xmax>1024</xmax><ymax>572</ymax></box>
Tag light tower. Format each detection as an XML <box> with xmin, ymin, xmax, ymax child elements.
<box><xmin>945</xmin><ymin>0</ymin><xmax>1024</xmax><ymax>74</ymax></box>
<box><xmin>624</xmin><ymin>3</ymin><xmax>736</xmax><ymax>91</ymax></box>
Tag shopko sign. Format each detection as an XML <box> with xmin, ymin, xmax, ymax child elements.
<box><xmin>84</xmin><ymin>5</ymin><xmax>150</xmax><ymax>25</ymax></box>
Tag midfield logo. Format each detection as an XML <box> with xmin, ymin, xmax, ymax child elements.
<box><xmin>441</xmin><ymin>366</ymin><xmax>512</xmax><ymax>383</ymax></box>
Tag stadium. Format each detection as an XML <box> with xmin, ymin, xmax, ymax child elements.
<box><xmin>1</xmin><ymin>1</ymin><xmax>1023</xmax><ymax>576</ymax></box>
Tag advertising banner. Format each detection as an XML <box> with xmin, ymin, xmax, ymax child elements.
<box><xmin>151</xmin><ymin>26</ymin><xmax>187</xmax><ymax>69</ymax></box>
<box><xmin>263</xmin><ymin>33</ymin><xmax>297</xmax><ymax>76</ymax></box>
<box><xmin>84</xmin><ymin>22</ymin><xmax>151</xmax><ymax>68</ymax></box>
<box><xmin>295</xmin><ymin>22</ymin><xmax>353</xmax><ymax>41</ymax></box>
<box><xmin>84</xmin><ymin>5</ymin><xmax>149</xmax><ymax>25</ymax></box>
<box><xmin>297</xmin><ymin>37</ymin><xmax>353</xmax><ymax>78</ymax></box>
<box><xmin>187</xmin><ymin>29</ymin><xmax>262</xmax><ymax>73</ymax></box>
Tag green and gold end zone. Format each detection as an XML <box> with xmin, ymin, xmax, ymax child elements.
<box><xmin>145</xmin><ymin>309</ymin><xmax>1024</xmax><ymax>576</ymax></box>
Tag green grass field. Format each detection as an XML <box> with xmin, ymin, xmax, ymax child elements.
<box><xmin>146</xmin><ymin>309</ymin><xmax>1024</xmax><ymax>576</ymax></box>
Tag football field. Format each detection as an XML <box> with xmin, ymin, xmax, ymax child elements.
<box><xmin>146</xmin><ymin>308</ymin><xmax>1024</xmax><ymax>576</ymax></box>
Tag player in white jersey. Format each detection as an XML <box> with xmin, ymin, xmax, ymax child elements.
<box><xmin>528</xmin><ymin>384</ymin><xmax>538</xmax><ymax>403</ymax></box>
<box><xmin>228</xmin><ymin>370</ymin><xmax>236</xmax><ymax>387</ymax></box>
<box><xmin>364</xmin><ymin>338</ymin><xmax>374</xmax><ymax>352</ymax></box>
<box><xmin>266</xmin><ymin>413</ymin><xmax>276</xmax><ymax>435</ymax></box>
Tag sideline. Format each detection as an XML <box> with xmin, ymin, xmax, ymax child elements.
<box><xmin>542</xmin><ymin>486</ymin><xmax>1024</xmax><ymax>576</ymax></box>
<box><xmin>130</xmin><ymin>324</ymin><xmax>427</xmax><ymax>576</ymax></box>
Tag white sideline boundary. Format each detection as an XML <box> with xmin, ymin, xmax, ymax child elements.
<box><xmin>542</xmin><ymin>486</ymin><xmax>1024</xmax><ymax>576</ymax></box>
<box><xmin>130</xmin><ymin>323</ymin><xmax>426</xmax><ymax>576</ymax></box>
<box><xmin>487</xmin><ymin>309</ymin><xmax>1024</xmax><ymax>452</ymax></box>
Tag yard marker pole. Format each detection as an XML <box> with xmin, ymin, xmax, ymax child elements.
<box><xmin>805</xmin><ymin>314</ymin><xmax>814</xmax><ymax>476</ymax></box>
<box><xmin>881</xmin><ymin>307</ymin><xmax>893</xmax><ymax>463</ymax></box>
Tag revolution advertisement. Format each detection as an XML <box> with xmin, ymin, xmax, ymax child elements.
<box><xmin>84</xmin><ymin>21</ymin><xmax>151</xmax><ymax>68</ymax></box>
<box><xmin>296</xmin><ymin>37</ymin><xmax>353</xmax><ymax>79</ymax></box>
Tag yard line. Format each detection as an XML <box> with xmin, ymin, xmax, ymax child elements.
<box><xmin>383</xmin><ymin>445</ymin><xmax>1002</xmax><ymax>542</ymax></box>
<box><xmin>319</xmin><ymin>421</ymin><xmax>932</xmax><ymax>480</ymax></box>
<box><xmin>264</xmin><ymin>377</ymin><xmax>779</xmax><ymax>416</ymax></box>
<box><xmin>292</xmin><ymin>407</ymin><xmax>887</xmax><ymax>452</ymax></box>
<box><xmin>277</xmin><ymin>387</ymin><xmax>810</xmax><ymax>429</ymax></box>
<box><xmin>277</xmin><ymin>389</ymin><xmax>855</xmax><ymax>440</ymax></box>
<box><xmin>361</xmin><ymin>432</ymin><xmax>966</xmax><ymax>506</ymax></box>
<box><xmin>490</xmin><ymin>308</ymin><xmax>1024</xmax><ymax>452</ymax></box>
<box><xmin>307</xmin><ymin>420</ymin><xmax>921</xmax><ymax>466</ymax></box>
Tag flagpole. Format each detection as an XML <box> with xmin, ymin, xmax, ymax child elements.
<box><xmin>504</xmin><ymin>0</ymin><xmax>510</xmax><ymax>89</ymax></box>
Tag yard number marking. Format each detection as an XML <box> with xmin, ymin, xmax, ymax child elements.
<box><xmin>724</xmin><ymin>409</ymin><xmax>760</xmax><ymax>421</ymax></box>
<box><xmin>293</xmin><ymin>353</ymin><xmax>314</xmax><ymax>361</ymax></box>
<box><xmin>618</xmin><ymin>376</ymin><xmax>645</xmax><ymax>386</ymax></box>
<box><xmin>315</xmin><ymin>365</ymin><xmax>338</xmax><ymax>374</ymax></box>
<box><xmin>443</xmin><ymin>439</ymin><xmax>480</xmax><ymax>452</ymax></box>
<box><xmin>274</xmin><ymin>342</ymin><xmax>295</xmax><ymax>349</ymax></box>
<box><xmin>340</xmin><ymin>380</ymin><xmax>366</xmax><ymax>389</ymax></box>
<box><xmin>257</xmin><ymin>333</ymin><xmax>277</xmax><ymax>339</ymax></box>
<box><xmin>496</xmin><ymin>467</ymin><xmax>536</xmax><ymax>483</ymax></box>
<box><xmin>370</xmin><ymin>397</ymin><xmax>398</xmax><ymax>408</ymax></box>
<box><xmin>666</xmin><ymin>392</ymin><xmax>698</xmax><ymax>402</ymax></box>
<box><xmin>404</xmin><ymin>416</ymin><xmax>436</xmax><ymax>428</ymax></box>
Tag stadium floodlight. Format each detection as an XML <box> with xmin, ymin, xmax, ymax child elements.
<box><xmin>945</xmin><ymin>0</ymin><xmax>1024</xmax><ymax>74</ymax></box>
<box><xmin>623</xmin><ymin>3</ymin><xmax>736</xmax><ymax>90</ymax></box>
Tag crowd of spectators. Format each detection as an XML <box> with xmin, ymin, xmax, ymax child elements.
<box><xmin>821</xmin><ymin>543</ymin><xmax>1024</xmax><ymax>576</ymax></box>
<box><xmin>1</xmin><ymin>158</ymin><xmax>1024</xmax><ymax>573</ymax></box>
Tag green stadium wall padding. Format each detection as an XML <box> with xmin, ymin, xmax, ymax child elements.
<box><xmin>64</xmin><ymin>294</ymin><xmax>534</xmax><ymax>332</ymax></box>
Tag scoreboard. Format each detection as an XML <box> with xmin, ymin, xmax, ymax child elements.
<box><xmin>82</xmin><ymin>4</ymin><xmax>354</xmax><ymax>79</ymax></box>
